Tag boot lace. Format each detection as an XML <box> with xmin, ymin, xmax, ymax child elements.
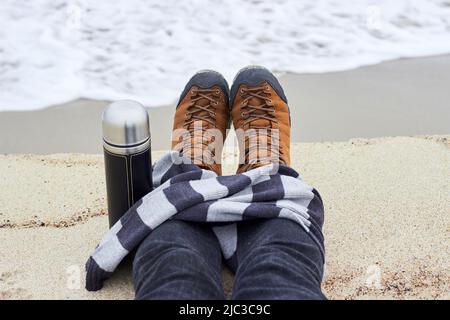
<box><xmin>240</xmin><ymin>85</ymin><xmax>282</xmax><ymax>164</ymax></box>
<box><xmin>181</xmin><ymin>88</ymin><xmax>220</xmax><ymax>164</ymax></box>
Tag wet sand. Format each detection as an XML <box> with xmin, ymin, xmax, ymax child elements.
<box><xmin>1</xmin><ymin>55</ymin><xmax>449</xmax><ymax>154</ymax></box>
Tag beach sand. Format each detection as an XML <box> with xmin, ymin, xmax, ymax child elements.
<box><xmin>1</xmin><ymin>55</ymin><xmax>450</xmax><ymax>154</ymax></box>
<box><xmin>1</xmin><ymin>136</ymin><xmax>449</xmax><ymax>299</ymax></box>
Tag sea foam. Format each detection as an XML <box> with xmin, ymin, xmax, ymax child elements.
<box><xmin>1</xmin><ymin>0</ymin><xmax>450</xmax><ymax>111</ymax></box>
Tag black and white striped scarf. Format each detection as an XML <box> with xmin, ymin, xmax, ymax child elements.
<box><xmin>85</xmin><ymin>151</ymin><xmax>324</xmax><ymax>291</ymax></box>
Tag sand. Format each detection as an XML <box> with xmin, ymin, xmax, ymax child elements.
<box><xmin>1</xmin><ymin>136</ymin><xmax>449</xmax><ymax>299</ymax></box>
<box><xmin>1</xmin><ymin>55</ymin><xmax>450</xmax><ymax>154</ymax></box>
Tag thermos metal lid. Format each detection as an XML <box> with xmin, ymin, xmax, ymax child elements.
<box><xmin>102</xmin><ymin>100</ymin><xmax>150</xmax><ymax>150</ymax></box>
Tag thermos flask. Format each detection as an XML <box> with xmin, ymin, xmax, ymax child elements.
<box><xmin>102</xmin><ymin>100</ymin><xmax>152</xmax><ymax>227</ymax></box>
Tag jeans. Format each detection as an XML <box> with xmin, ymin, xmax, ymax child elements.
<box><xmin>133</xmin><ymin>218</ymin><xmax>326</xmax><ymax>300</ymax></box>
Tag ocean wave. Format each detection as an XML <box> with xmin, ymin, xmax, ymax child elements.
<box><xmin>1</xmin><ymin>0</ymin><xmax>450</xmax><ymax>111</ymax></box>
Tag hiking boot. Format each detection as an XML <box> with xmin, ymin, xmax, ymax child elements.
<box><xmin>230</xmin><ymin>66</ymin><xmax>291</xmax><ymax>173</ymax></box>
<box><xmin>171</xmin><ymin>70</ymin><xmax>230</xmax><ymax>175</ymax></box>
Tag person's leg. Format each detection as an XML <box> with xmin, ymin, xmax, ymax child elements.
<box><xmin>133</xmin><ymin>220</ymin><xmax>225</xmax><ymax>299</ymax></box>
<box><xmin>231</xmin><ymin>218</ymin><xmax>326</xmax><ymax>300</ymax></box>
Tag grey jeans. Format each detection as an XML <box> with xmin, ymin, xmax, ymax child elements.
<box><xmin>133</xmin><ymin>218</ymin><xmax>326</xmax><ymax>300</ymax></box>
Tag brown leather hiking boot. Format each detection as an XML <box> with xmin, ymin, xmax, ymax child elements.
<box><xmin>230</xmin><ymin>66</ymin><xmax>291</xmax><ymax>174</ymax></box>
<box><xmin>171</xmin><ymin>70</ymin><xmax>230</xmax><ymax>175</ymax></box>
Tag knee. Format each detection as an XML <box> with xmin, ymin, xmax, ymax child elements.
<box><xmin>241</xmin><ymin>219</ymin><xmax>325</xmax><ymax>266</ymax></box>
<box><xmin>134</xmin><ymin>239</ymin><xmax>197</xmax><ymax>274</ymax></box>
<box><xmin>235</xmin><ymin>245</ymin><xmax>326</xmax><ymax>299</ymax></box>
<box><xmin>239</xmin><ymin>244</ymin><xmax>295</xmax><ymax>270</ymax></box>
<box><xmin>239</xmin><ymin>242</ymin><xmax>324</xmax><ymax>284</ymax></box>
<box><xmin>133</xmin><ymin>243</ymin><xmax>217</xmax><ymax>292</ymax></box>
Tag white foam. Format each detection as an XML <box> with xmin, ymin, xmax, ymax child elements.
<box><xmin>1</xmin><ymin>0</ymin><xmax>450</xmax><ymax>111</ymax></box>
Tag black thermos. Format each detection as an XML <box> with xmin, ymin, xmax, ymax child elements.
<box><xmin>102</xmin><ymin>100</ymin><xmax>152</xmax><ymax>227</ymax></box>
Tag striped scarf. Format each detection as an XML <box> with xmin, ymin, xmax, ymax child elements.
<box><xmin>85</xmin><ymin>151</ymin><xmax>324</xmax><ymax>291</ymax></box>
